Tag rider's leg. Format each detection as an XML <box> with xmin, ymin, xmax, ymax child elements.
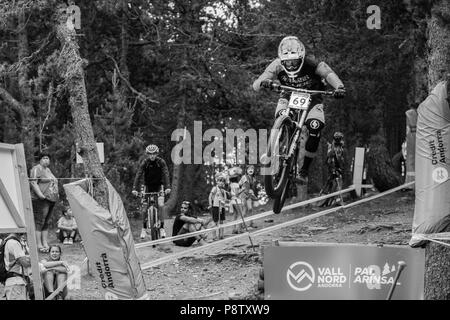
<box><xmin>141</xmin><ymin>213</ymin><xmax>148</xmax><ymax>239</ymax></box>
<box><xmin>157</xmin><ymin>205</ymin><xmax>166</xmax><ymax>238</ymax></box>
<box><xmin>298</xmin><ymin>104</ymin><xmax>325</xmax><ymax>183</ymax></box>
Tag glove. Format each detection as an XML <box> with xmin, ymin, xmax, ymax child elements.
<box><xmin>261</xmin><ymin>79</ymin><xmax>273</xmax><ymax>89</ymax></box>
<box><xmin>132</xmin><ymin>190</ymin><xmax>139</xmax><ymax>197</ymax></box>
<box><xmin>333</xmin><ymin>86</ymin><xmax>346</xmax><ymax>99</ymax></box>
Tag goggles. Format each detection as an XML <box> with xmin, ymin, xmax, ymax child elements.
<box><xmin>282</xmin><ymin>58</ymin><xmax>302</xmax><ymax>71</ymax></box>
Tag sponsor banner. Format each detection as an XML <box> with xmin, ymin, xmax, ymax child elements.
<box><xmin>64</xmin><ymin>179</ymin><xmax>147</xmax><ymax>300</ymax></box>
<box><xmin>405</xmin><ymin>109</ymin><xmax>417</xmax><ymax>185</ymax></box>
<box><xmin>264</xmin><ymin>244</ymin><xmax>424</xmax><ymax>300</ymax></box>
<box><xmin>411</xmin><ymin>80</ymin><xmax>450</xmax><ymax>247</ymax></box>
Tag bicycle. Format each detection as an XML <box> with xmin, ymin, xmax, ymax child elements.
<box><xmin>317</xmin><ymin>168</ymin><xmax>344</xmax><ymax>207</ymax></box>
<box><xmin>139</xmin><ymin>185</ymin><xmax>166</xmax><ymax>242</ymax></box>
<box><xmin>262</xmin><ymin>82</ymin><xmax>336</xmax><ymax>214</ymax></box>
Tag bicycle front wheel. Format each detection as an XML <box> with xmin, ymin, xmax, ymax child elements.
<box><xmin>264</xmin><ymin>115</ymin><xmax>293</xmax><ymax>198</ymax></box>
<box><xmin>148</xmin><ymin>206</ymin><xmax>160</xmax><ymax>241</ymax></box>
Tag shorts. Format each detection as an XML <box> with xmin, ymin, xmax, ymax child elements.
<box><xmin>57</xmin><ymin>229</ymin><xmax>79</xmax><ymax>242</ymax></box>
<box><xmin>211</xmin><ymin>207</ymin><xmax>225</xmax><ymax>223</ymax></box>
<box><xmin>4</xmin><ymin>284</ymin><xmax>27</xmax><ymax>300</ymax></box>
<box><xmin>32</xmin><ymin>199</ymin><xmax>56</xmax><ymax>231</ymax></box>
<box><xmin>173</xmin><ymin>228</ymin><xmax>196</xmax><ymax>247</ymax></box>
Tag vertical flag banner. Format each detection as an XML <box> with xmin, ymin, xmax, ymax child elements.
<box><xmin>405</xmin><ymin>108</ymin><xmax>417</xmax><ymax>187</ymax></box>
<box><xmin>64</xmin><ymin>179</ymin><xmax>147</xmax><ymax>299</ymax></box>
<box><xmin>410</xmin><ymin>81</ymin><xmax>450</xmax><ymax>247</ymax></box>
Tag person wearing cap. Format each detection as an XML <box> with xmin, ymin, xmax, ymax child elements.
<box><xmin>172</xmin><ymin>201</ymin><xmax>210</xmax><ymax>247</ymax></box>
<box><xmin>29</xmin><ymin>152</ymin><xmax>59</xmax><ymax>253</ymax></box>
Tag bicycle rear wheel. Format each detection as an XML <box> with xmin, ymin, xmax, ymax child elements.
<box><xmin>264</xmin><ymin>115</ymin><xmax>293</xmax><ymax>198</ymax></box>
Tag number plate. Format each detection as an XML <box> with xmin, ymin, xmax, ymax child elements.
<box><xmin>288</xmin><ymin>92</ymin><xmax>311</xmax><ymax>110</ymax></box>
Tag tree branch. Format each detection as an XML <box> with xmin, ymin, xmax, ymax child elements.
<box><xmin>0</xmin><ymin>87</ymin><xmax>25</xmax><ymax>120</ymax></box>
<box><xmin>4</xmin><ymin>31</ymin><xmax>55</xmax><ymax>75</ymax></box>
<box><xmin>106</xmin><ymin>54</ymin><xmax>160</xmax><ymax>105</ymax></box>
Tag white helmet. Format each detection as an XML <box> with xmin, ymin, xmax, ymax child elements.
<box><xmin>278</xmin><ymin>36</ymin><xmax>305</xmax><ymax>78</ymax></box>
<box><xmin>145</xmin><ymin>144</ymin><xmax>159</xmax><ymax>154</ymax></box>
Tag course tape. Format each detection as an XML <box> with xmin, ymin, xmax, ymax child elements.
<box><xmin>412</xmin><ymin>232</ymin><xmax>450</xmax><ymax>248</ymax></box>
<box><xmin>135</xmin><ymin>185</ymin><xmax>356</xmax><ymax>249</ymax></box>
<box><xmin>140</xmin><ymin>182</ymin><xmax>413</xmax><ymax>270</ymax></box>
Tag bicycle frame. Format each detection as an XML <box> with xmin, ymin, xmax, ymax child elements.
<box><xmin>139</xmin><ymin>185</ymin><xmax>165</xmax><ymax>238</ymax></box>
<box><xmin>265</xmin><ymin>83</ymin><xmax>335</xmax><ymax>213</ymax></box>
<box><xmin>273</xmin><ymin>83</ymin><xmax>334</xmax><ymax>170</ymax></box>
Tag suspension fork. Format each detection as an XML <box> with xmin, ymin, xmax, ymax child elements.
<box><xmin>287</xmin><ymin>110</ymin><xmax>308</xmax><ymax>159</ymax></box>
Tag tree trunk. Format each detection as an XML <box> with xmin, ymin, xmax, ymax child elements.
<box><xmin>17</xmin><ymin>9</ymin><xmax>36</xmax><ymax>160</ymax></box>
<box><xmin>162</xmin><ymin>89</ymin><xmax>186</xmax><ymax>217</ymax></box>
<box><xmin>55</xmin><ymin>6</ymin><xmax>109</xmax><ymax>210</ymax></box>
<box><xmin>366</xmin><ymin>135</ymin><xmax>402</xmax><ymax>192</ymax></box>
<box><xmin>424</xmin><ymin>0</ymin><xmax>450</xmax><ymax>300</ymax></box>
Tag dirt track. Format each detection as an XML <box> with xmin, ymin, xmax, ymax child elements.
<box><xmin>1</xmin><ymin>190</ymin><xmax>415</xmax><ymax>300</ymax></box>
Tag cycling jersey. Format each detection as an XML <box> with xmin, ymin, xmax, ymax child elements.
<box><xmin>133</xmin><ymin>156</ymin><xmax>170</xmax><ymax>192</ymax></box>
<box><xmin>253</xmin><ymin>55</ymin><xmax>343</xmax><ymax>105</ymax></box>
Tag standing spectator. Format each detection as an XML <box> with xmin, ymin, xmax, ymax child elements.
<box><xmin>392</xmin><ymin>141</ymin><xmax>407</xmax><ymax>183</ymax></box>
<box><xmin>30</xmin><ymin>152</ymin><xmax>59</xmax><ymax>253</ymax></box>
<box><xmin>172</xmin><ymin>201</ymin><xmax>210</xmax><ymax>247</ymax></box>
<box><xmin>1</xmin><ymin>233</ymin><xmax>31</xmax><ymax>300</ymax></box>
<box><xmin>41</xmin><ymin>245</ymin><xmax>70</xmax><ymax>300</ymax></box>
<box><xmin>208</xmin><ymin>173</ymin><xmax>227</xmax><ymax>240</ymax></box>
<box><xmin>228</xmin><ymin>167</ymin><xmax>246</xmax><ymax>234</ymax></box>
<box><xmin>239</xmin><ymin>165</ymin><xmax>259</xmax><ymax>229</ymax></box>
<box><xmin>56</xmin><ymin>207</ymin><xmax>78</xmax><ymax>245</ymax></box>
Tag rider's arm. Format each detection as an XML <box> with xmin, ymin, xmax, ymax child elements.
<box><xmin>252</xmin><ymin>59</ymin><xmax>282</xmax><ymax>92</ymax></box>
<box><xmin>315</xmin><ymin>60</ymin><xmax>344</xmax><ymax>89</ymax></box>
<box><xmin>132</xmin><ymin>160</ymin><xmax>146</xmax><ymax>191</ymax></box>
<box><xmin>160</xmin><ymin>159</ymin><xmax>171</xmax><ymax>189</ymax></box>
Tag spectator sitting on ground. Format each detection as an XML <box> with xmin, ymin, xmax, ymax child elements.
<box><xmin>56</xmin><ymin>207</ymin><xmax>78</xmax><ymax>245</ymax></box>
<box><xmin>2</xmin><ymin>233</ymin><xmax>31</xmax><ymax>300</ymax></box>
<box><xmin>172</xmin><ymin>201</ymin><xmax>211</xmax><ymax>247</ymax></box>
<box><xmin>41</xmin><ymin>245</ymin><xmax>70</xmax><ymax>300</ymax></box>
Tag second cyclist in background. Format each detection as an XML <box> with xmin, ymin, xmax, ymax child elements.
<box><xmin>132</xmin><ymin>144</ymin><xmax>171</xmax><ymax>239</ymax></box>
<box><xmin>326</xmin><ymin>132</ymin><xmax>346</xmax><ymax>180</ymax></box>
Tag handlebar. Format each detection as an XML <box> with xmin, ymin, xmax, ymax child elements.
<box><xmin>266</xmin><ymin>81</ymin><xmax>335</xmax><ymax>96</ymax></box>
<box><xmin>137</xmin><ymin>185</ymin><xmax>166</xmax><ymax>197</ymax></box>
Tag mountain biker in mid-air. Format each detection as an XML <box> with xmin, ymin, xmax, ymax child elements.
<box><xmin>132</xmin><ymin>144</ymin><xmax>171</xmax><ymax>239</ymax></box>
<box><xmin>253</xmin><ymin>36</ymin><xmax>346</xmax><ymax>184</ymax></box>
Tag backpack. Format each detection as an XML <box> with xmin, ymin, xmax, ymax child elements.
<box><xmin>0</xmin><ymin>235</ymin><xmax>21</xmax><ymax>284</ymax></box>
